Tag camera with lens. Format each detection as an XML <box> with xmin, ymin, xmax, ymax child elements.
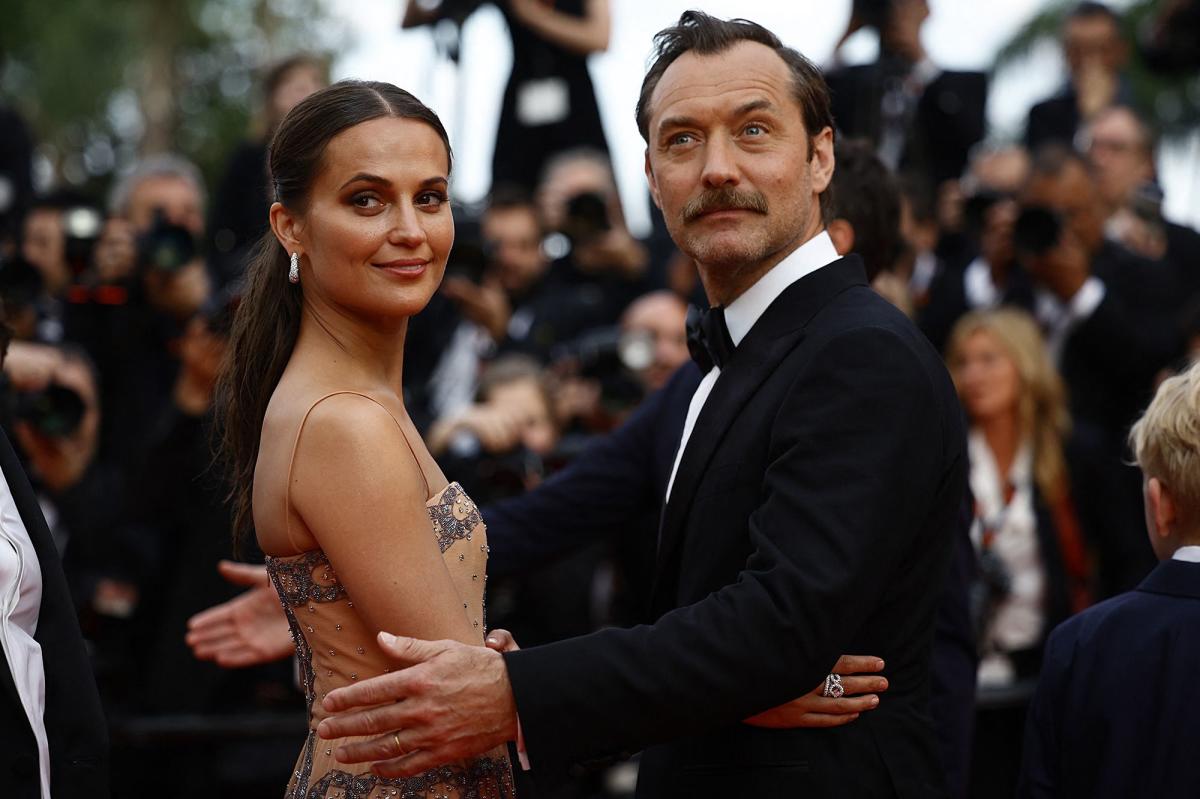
<box><xmin>445</xmin><ymin>212</ymin><xmax>490</xmax><ymax>284</ymax></box>
<box><xmin>0</xmin><ymin>254</ymin><xmax>45</xmax><ymax>318</ymax></box>
<box><xmin>561</xmin><ymin>191</ymin><xmax>611</xmax><ymax>247</ymax></box>
<box><xmin>1012</xmin><ymin>205</ymin><xmax>1064</xmax><ymax>257</ymax></box>
<box><xmin>551</xmin><ymin>325</ymin><xmax>652</xmax><ymax>412</ymax></box>
<box><xmin>137</xmin><ymin>208</ymin><xmax>199</xmax><ymax>273</ymax></box>
<box><xmin>62</xmin><ymin>205</ymin><xmax>105</xmax><ymax>277</ymax></box>
<box><xmin>10</xmin><ymin>382</ymin><xmax>86</xmax><ymax>439</ymax></box>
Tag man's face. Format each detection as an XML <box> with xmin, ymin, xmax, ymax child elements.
<box><xmin>126</xmin><ymin>175</ymin><xmax>205</xmax><ymax>237</ymax></box>
<box><xmin>21</xmin><ymin>208</ymin><xmax>69</xmax><ymax>292</ymax></box>
<box><xmin>482</xmin><ymin>206</ymin><xmax>547</xmax><ymax>294</ymax></box>
<box><xmin>1022</xmin><ymin>161</ymin><xmax>1105</xmax><ymax>256</ymax></box>
<box><xmin>621</xmin><ymin>293</ymin><xmax>689</xmax><ymax>392</ymax></box>
<box><xmin>487</xmin><ymin>378</ymin><xmax>558</xmax><ymax>457</ymax></box>
<box><xmin>644</xmin><ymin>41</ymin><xmax>833</xmax><ymax>300</ymax></box>
<box><xmin>1063</xmin><ymin>15</ymin><xmax>1126</xmax><ymax>80</ymax></box>
<box><xmin>536</xmin><ymin>159</ymin><xmax>615</xmax><ymax>233</ymax></box>
<box><xmin>1087</xmin><ymin>108</ymin><xmax>1154</xmax><ymax>208</ymax></box>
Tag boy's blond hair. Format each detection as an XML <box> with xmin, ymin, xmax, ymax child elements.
<box><xmin>1129</xmin><ymin>361</ymin><xmax>1200</xmax><ymax>525</ymax></box>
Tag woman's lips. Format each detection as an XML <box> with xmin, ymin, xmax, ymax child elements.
<box><xmin>374</xmin><ymin>259</ymin><xmax>429</xmax><ymax>278</ymax></box>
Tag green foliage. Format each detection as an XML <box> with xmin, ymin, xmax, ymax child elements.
<box><xmin>0</xmin><ymin>0</ymin><xmax>345</xmax><ymax>202</ymax></box>
<box><xmin>993</xmin><ymin>0</ymin><xmax>1200</xmax><ymax>139</ymax></box>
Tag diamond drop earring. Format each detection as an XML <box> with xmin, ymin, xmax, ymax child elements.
<box><xmin>288</xmin><ymin>252</ymin><xmax>300</xmax><ymax>284</ymax></box>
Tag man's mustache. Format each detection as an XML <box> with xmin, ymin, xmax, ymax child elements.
<box><xmin>682</xmin><ymin>187</ymin><xmax>769</xmax><ymax>222</ymax></box>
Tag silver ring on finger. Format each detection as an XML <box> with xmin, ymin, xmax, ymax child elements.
<box><xmin>822</xmin><ymin>673</ymin><xmax>845</xmax><ymax>699</ymax></box>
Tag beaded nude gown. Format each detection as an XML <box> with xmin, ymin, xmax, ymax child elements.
<box><xmin>263</xmin><ymin>393</ymin><xmax>515</xmax><ymax>799</ymax></box>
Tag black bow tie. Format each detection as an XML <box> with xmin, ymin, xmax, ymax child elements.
<box><xmin>686</xmin><ymin>304</ymin><xmax>735</xmax><ymax>373</ymax></box>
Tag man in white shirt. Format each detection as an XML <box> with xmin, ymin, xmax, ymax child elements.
<box><xmin>0</xmin><ymin>338</ymin><xmax>108</xmax><ymax>798</ymax></box>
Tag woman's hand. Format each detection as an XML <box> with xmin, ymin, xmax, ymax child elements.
<box><xmin>484</xmin><ymin>628</ymin><xmax>520</xmax><ymax>653</ymax></box>
<box><xmin>743</xmin><ymin>655</ymin><xmax>888</xmax><ymax>729</ymax></box>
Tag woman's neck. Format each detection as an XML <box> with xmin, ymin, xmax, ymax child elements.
<box><xmin>978</xmin><ymin>411</ymin><xmax>1020</xmax><ymax>480</ymax></box>
<box><xmin>293</xmin><ymin>302</ymin><xmax>408</xmax><ymax>392</ymax></box>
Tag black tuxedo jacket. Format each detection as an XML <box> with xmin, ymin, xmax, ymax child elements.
<box><xmin>501</xmin><ymin>256</ymin><xmax>967</xmax><ymax>797</ymax></box>
<box><xmin>0</xmin><ymin>430</ymin><xmax>108</xmax><ymax>798</ymax></box>
<box><xmin>1018</xmin><ymin>558</ymin><xmax>1200</xmax><ymax>798</ymax></box>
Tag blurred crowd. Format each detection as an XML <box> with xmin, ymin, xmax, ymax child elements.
<box><xmin>0</xmin><ymin>1</ymin><xmax>1197</xmax><ymax>797</ymax></box>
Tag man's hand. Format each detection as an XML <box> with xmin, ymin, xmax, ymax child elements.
<box><xmin>441</xmin><ymin>276</ymin><xmax>512</xmax><ymax>341</ymax></box>
<box><xmin>743</xmin><ymin>655</ymin><xmax>887</xmax><ymax>729</ymax></box>
<box><xmin>186</xmin><ymin>561</ymin><xmax>293</xmax><ymax>667</ymax></box>
<box><xmin>575</xmin><ymin>229</ymin><xmax>648</xmax><ymax>279</ymax></box>
<box><xmin>318</xmin><ymin>632</ymin><xmax>519</xmax><ymax>777</ymax></box>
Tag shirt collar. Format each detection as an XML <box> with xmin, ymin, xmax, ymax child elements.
<box><xmin>1172</xmin><ymin>545</ymin><xmax>1200</xmax><ymax>563</ymax></box>
<box><xmin>723</xmin><ymin>230</ymin><xmax>839</xmax><ymax>347</ymax></box>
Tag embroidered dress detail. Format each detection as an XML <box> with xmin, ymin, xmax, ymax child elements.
<box><xmin>265</xmin><ymin>481</ymin><xmax>511</xmax><ymax>799</ymax></box>
<box><xmin>429</xmin><ymin>483</ymin><xmax>484</xmax><ymax>553</ymax></box>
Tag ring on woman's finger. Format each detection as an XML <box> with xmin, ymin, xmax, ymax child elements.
<box><xmin>392</xmin><ymin>731</ymin><xmax>406</xmax><ymax>756</ymax></box>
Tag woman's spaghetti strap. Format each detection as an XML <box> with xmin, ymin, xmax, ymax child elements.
<box><xmin>282</xmin><ymin>390</ymin><xmax>430</xmax><ymax>551</ymax></box>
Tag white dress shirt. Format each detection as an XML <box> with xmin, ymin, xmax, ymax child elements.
<box><xmin>0</xmin><ymin>470</ymin><xmax>50</xmax><ymax>799</ymax></box>
<box><xmin>1173</xmin><ymin>545</ymin><xmax>1200</xmax><ymax>563</ymax></box>
<box><xmin>967</xmin><ymin>431</ymin><xmax>1045</xmax><ymax>688</ymax></box>
<box><xmin>1034</xmin><ymin>277</ymin><xmax>1106</xmax><ymax>365</ymax></box>
<box><xmin>665</xmin><ymin>231</ymin><xmax>840</xmax><ymax>502</ymax></box>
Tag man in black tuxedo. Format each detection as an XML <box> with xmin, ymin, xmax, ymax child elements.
<box><xmin>825</xmin><ymin>0</ymin><xmax>987</xmax><ymax>188</ymax></box>
<box><xmin>1017</xmin><ymin>362</ymin><xmax>1200</xmax><ymax>798</ymax></box>
<box><xmin>0</xmin><ymin>360</ymin><xmax>109</xmax><ymax>795</ymax></box>
<box><xmin>313</xmin><ymin>13</ymin><xmax>967</xmax><ymax>797</ymax></box>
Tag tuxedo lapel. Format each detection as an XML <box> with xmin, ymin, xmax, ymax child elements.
<box><xmin>655</xmin><ymin>256</ymin><xmax>869</xmax><ymax>578</ymax></box>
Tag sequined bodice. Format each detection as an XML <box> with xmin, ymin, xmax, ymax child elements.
<box><xmin>265</xmin><ymin>482</ymin><xmax>513</xmax><ymax>799</ymax></box>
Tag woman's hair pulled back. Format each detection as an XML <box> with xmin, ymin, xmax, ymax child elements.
<box><xmin>215</xmin><ymin>80</ymin><xmax>452</xmax><ymax>548</ymax></box>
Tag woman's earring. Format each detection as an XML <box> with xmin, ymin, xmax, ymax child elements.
<box><xmin>288</xmin><ymin>252</ymin><xmax>300</xmax><ymax>284</ymax></box>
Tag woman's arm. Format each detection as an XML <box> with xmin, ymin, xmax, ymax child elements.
<box><xmin>509</xmin><ymin>0</ymin><xmax>610</xmax><ymax>56</ymax></box>
<box><xmin>291</xmin><ymin>394</ymin><xmax>477</xmax><ymax>645</ymax></box>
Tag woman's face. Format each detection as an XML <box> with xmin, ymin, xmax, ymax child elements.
<box><xmin>951</xmin><ymin>330</ymin><xmax>1021</xmax><ymax>424</ymax></box>
<box><xmin>293</xmin><ymin>116</ymin><xmax>453</xmax><ymax>324</ymax></box>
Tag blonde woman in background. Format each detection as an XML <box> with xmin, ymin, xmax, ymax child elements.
<box><xmin>946</xmin><ymin>308</ymin><xmax>1090</xmax><ymax>799</ymax></box>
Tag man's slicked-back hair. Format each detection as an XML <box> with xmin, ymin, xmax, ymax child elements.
<box><xmin>635</xmin><ymin>10</ymin><xmax>835</xmax><ymax>154</ymax></box>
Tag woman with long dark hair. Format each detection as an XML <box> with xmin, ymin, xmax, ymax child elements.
<box><xmin>215</xmin><ymin>80</ymin><xmax>514</xmax><ymax>798</ymax></box>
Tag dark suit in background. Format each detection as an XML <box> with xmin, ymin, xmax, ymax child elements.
<box><xmin>1017</xmin><ymin>557</ymin><xmax>1200</xmax><ymax>798</ymax></box>
<box><xmin>826</xmin><ymin>61</ymin><xmax>987</xmax><ymax>186</ymax></box>
<box><xmin>0</xmin><ymin>430</ymin><xmax>109</xmax><ymax>798</ymax></box>
<box><xmin>499</xmin><ymin>256</ymin><xmax>967</xmax><ymax>797</ymax></box>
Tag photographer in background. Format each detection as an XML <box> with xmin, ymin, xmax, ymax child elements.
<box><xmin>826</xmin><ymin>0</ymin><xmax>988</xmax><ymax>189</ymax></box>
<box><xmin>0</xmin><ymin>341</ymin><xmax>125</xmax><ymax>620</ymax></box>
<box><xmin>1025</xmin><ymin>2</ymin><xmax>1132</xmax><ymax>151</ymax></box>
<box><xmin>619</xmin><ymin>291</ymin><xmax>688</xmax><ymax>395</ymax></box>
<box><xmin>1083</xmin><ymin>105</ymin><xmax>1200</xmax><ymax>299</ymax></box>
<box><xmin>502</xmin><ymin>149</ymin><xmax>650</xmax><ymax>360</ymax></box>
<box><xmin>1016</xmin><ymin>144</ymin><xmax>1183</xmax><ymax>597</ymax></box>
<box><xmin>919</xmin><ymin>146</ymin><xmax>1037</xmax><ymax>354</ymax></box>
<box><xmin>70</xmin><ymin>154</ymin><xmax>214</xmax><ymax>474</ymax></box>
<box><xmin>16</xmin><ymin>193</ymin><xmax>105</xmax><ymax>343</ymax></box>
<box><xmin>428</xmin><ymin>354</ymin><xmax>561</xmax><ymax>504</ymax></box>
<box><xmin>440</xmin><ymin>186</ymin><xmax>548</xmax><ymax>347</ymax></box>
